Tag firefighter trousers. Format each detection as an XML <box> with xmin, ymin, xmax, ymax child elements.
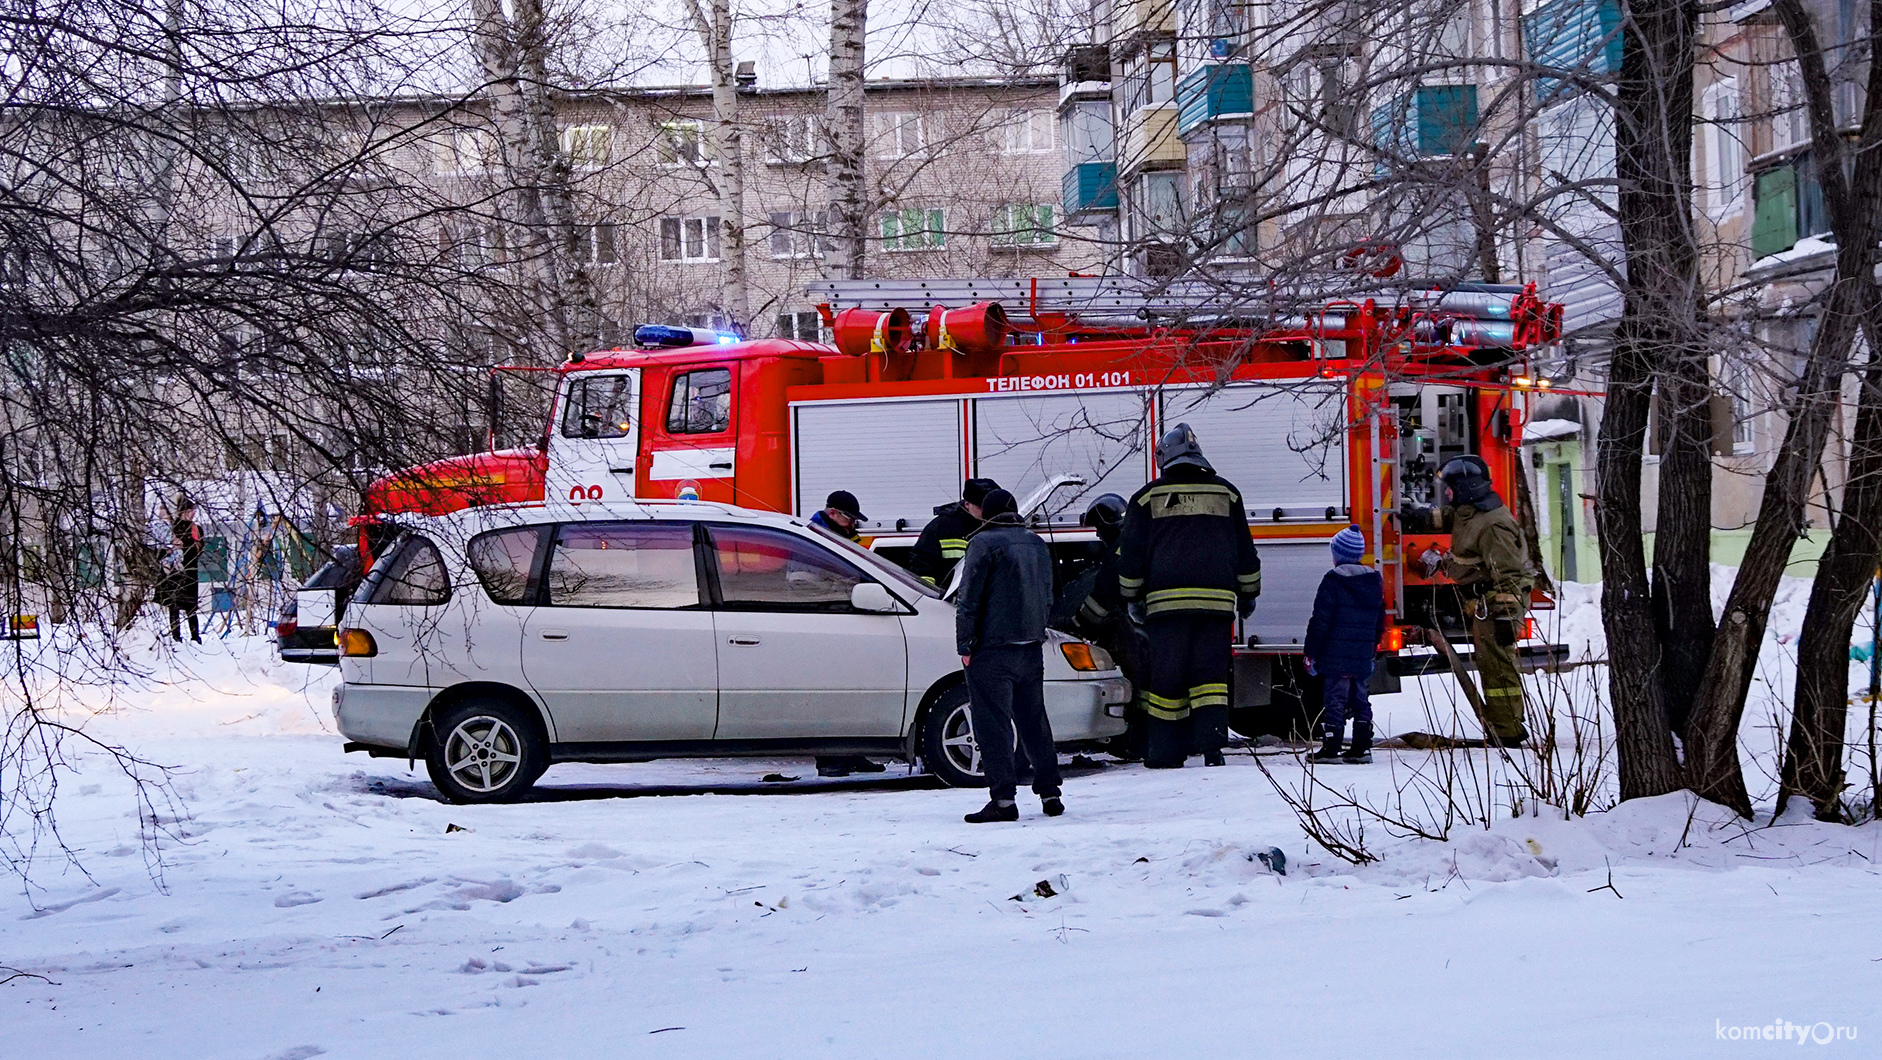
<box><xmin>1141</xmin><ymin>613</ymin><xmax>1233</xmax><ymax>767</ymax></box>
<box><xmin>1469</xmin><ymin>614</ymin><xmax>1526</xmax><ymax>739</ymax></box>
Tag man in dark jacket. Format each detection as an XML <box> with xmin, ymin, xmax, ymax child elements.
<box><xmin>954</xmin><ymin>488</ymin><xmax>1062</xmax><ymax>822</ymax></box>
<box><xmin>1118</xmin><ymin>424</ymin><xmax>1262</xmax><ymax>768</ymax></box>
<box><xmin>910</xmin><ymin>478</ymin><xmax>999</xmax><ymax>586</ymax></box>
<box><xmin>1304</xmin><ymin>525</ymin><xmax>1387</xmax><ymax>764</ymax></box>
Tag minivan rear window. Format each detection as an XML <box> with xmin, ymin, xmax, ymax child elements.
<box><xmin>467</xmin><ymin>526</ymin><xmax>544</xmax><ymax>604</ymax></box>
<box><xmin>359</xmin><ymin>535</ymin><xmax>451</xmax><ymax>606</ymax></box>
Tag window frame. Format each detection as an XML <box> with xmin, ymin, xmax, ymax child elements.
<box><xmin>356</xmin><ymin>533</ymin><xmax>453</xmax><ymax>607</ymax></box>
<box><xmin>664</xmin><ymin>366</ymin><xmax>734</xmax><ymax>435</ymax></box>
<box><xmin>880</xmin><ymin>206</ymin><xmax>946</xmax><ymax>251</ymax></box>
<box><xmin>701</xmin><ymin>523</ymin><xmax>877</xmax><ymax>614</ymax></box>
<box><xmin>990</xmin><ymin>203</ymin><xmax>1058</xmax><ymax>248</ymax></box>
<box><xmin>655</xmin><ymin>119</ymin><xmax>711</xmax><ymax>166</ymax></box>
<box><xmin>539</xmin><ymin>520</ymin><xmax>709</xmax><ymax>611</ymax></box>
<box><xmin>466</xmin><ymin>525</ymin><xmax>550</xmax><ymax>605</ymax></box>
<box><xmin>560</xmin><ymin>123</ymin><xmax>614</xmax><ymax>169</ymax></box>
<box><xmin>659</xmin><ymin>215</ymin><xmax>723</xmax><ymax>262</ymax></box>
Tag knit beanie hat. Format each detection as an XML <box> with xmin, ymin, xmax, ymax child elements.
<box><xmin>1331</xmin><ymin>524</ymin><xmax>1366</xmax><ymax>564</ymax></box>
<box><xmin>980</xmin><ymin>488</ymin><xmax>1020</xmax><ymax>522</ymax></box>
<box><xmin>962</xmin><ymin>478</ymin><xmax>1000</xmax><ymax>507</ymax></box>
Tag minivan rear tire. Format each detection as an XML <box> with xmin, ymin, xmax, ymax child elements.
<box><xmin>425</xmin><ymin>698</ymin><xmax>547</xmax><ymax>804</ymax></box>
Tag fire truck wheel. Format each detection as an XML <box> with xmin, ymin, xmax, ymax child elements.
<box><xmin>920</xmin><ymin>684</ymin><xmax>990</xmax><ymax>788</ymax></box>
<box><xmin>425</xmin><ymin>698</ymin><xmax>547</xmax><ymax>804</ymax></box>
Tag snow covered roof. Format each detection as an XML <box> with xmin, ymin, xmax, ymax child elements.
<box><xmin>1523</xmin><ymin>417</ymin><xmax>1581</xmax><ymax>442</ymax></box>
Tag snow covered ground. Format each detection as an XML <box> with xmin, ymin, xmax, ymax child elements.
<box><xmin>3</xmin><ymin>577</ymin><xmax>1879</xmax><ymax>1058</ymax></box>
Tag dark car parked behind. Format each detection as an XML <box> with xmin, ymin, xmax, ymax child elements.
<box><xmin>277</xmin><ymin>546</ymin><xmax>364</xmax><ymax>665</ymax></box>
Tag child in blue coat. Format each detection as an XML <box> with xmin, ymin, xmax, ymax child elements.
<box><xmin>1304</xmin><ymin>525</ymin><xmax>1387</xmax><ymax>764</ymax></box>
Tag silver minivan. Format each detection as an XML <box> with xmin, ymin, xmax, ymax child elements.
<box><xmin>332</xmin><ymin>500</ymin><xmax>1130</xmax><ymax>802</ymax></box>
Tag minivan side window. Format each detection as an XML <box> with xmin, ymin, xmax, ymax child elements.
<box><xmin>665</xmin><ymin>367</ymin><xmax>731</xmax><ymax>434</ymax></box>
<box><xmin>545</xmin><ymin>521</ymin><xmax>702</xmax><ymax>609</ymax></box>
<box><xmin>467</xmin><ymin>526</ymin><xmax>544</xmax><ymax>604</ymax></box>
<box><xmin>363</xmin><ymin>535</ymin><xmax>451</xmax><ymax>606</ymax></box>
<box><xmin>561</xmin><ymin>373</ymin><xmax>635</xmax><ymax>439</ymax></box>
<box><xmin>708</xmin><ymin>525</ymin><xmax>865</xmax><ymax>611</ymax></box>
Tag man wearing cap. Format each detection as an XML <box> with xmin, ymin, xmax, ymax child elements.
<box><xmin>1118</xmin><ymin>423</ymin><xmax>1262</xmax><ymax>768</ymax></box>
<box><xmin>954</xmin><ymin>488</ymin><xmax>1062</xmax><ymax>822</ymax></box>
<box><xmin>910</xmin><ymin>478</ymin><xmax>1000</xmax><ymax>586</ymax></box>
<box><xmin>810</xmin><ymin>490</ymin><xmax>866</xmax><ymax>541</ymax></box>
<box><xmin>808</xmin><ymin>489</ymin><xmax>886</xmax><ymax>777</ymax></box>
<box><xmin>1405</xmin><ymin>456</ymin><xmax>1534</xmax><ymax>746</ymax></box>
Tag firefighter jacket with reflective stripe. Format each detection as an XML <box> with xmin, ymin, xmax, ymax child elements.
<box><xmin>911</xmin><ymin>503</ymin><xmax>983</xmax><ymax>585</ymax></box>
<box><xmin>1117</xmin><ymin>466</ymin><xmax>1262</xmax><ymax>617</ymax></box>
<box><xmin>1441</xmin><ymin>499</ymin><xmax>1532</xmax><ymax>603</ymax></box>
<box><xmin>1076</xmin><ymin>545</ymin><xmax>1123</xmax><ymax>629</ymax></box>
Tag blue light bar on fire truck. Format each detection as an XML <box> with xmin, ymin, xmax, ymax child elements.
<box><xmin>633</xmin><ymin>324</ymin><xmax>740</xmax><ymax>348</ymax></box>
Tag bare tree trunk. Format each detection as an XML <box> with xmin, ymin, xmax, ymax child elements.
<box><xmin>1685</xmin><ymin>0</ymin><xmax>1882</xmax><ymax>818</ymax></box>
<box><xmin>1781</xmin><ymin>304</ymin><xmax>1882</xmax><ymax>821</ymax></box>
<box><xmin>1653</xmin><ymin>350</ymin><xmax>1715</xmax><ymax>735</ymax></box>
<box><xmin>1774</xmin><ymin>0</ymin><xmax>1882</xmax><ymax>821</ymax></box>
<box><xmin>470</xmin><ymin>0</ymin><xmax>601</xmax><ymax>360</ymax></box>
<box><xmin>825</xmin><ymin>0</ymin><xmax>867</xmax><ymax>280</ymax></box>
<box><xmin>686</xmin><ymin>0</ymin><xmax>748</xmax><ymax>328</ymax></box>
<box><xmin>1600</xmin><ymin>0</ymin><xmax>1699</xmax><ymax>799</ymax></box>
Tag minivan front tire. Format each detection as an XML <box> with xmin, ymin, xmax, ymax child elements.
<box><xmin>425</xmin><ymin>698</ymin><xmax>547</xmax><ymax>804</ymax></box>
<box><xmin>921</xmin><ymin>684</ymin><xmax>988</xmax><ymax>788</ymax></box>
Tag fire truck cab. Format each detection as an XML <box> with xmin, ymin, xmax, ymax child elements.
<box><xmin>363</xmin><ymin>276</ymin><xmax>1570</xmax><ymax>737</ymax></box>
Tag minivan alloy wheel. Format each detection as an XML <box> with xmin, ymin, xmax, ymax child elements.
<box><xmin>940</xmin><ymin>700</ymin><xmax>981</xmax><ymax>777</ymax></box>
<box><xmin>443</xmin><ymin>714</ymin><xmax>524</xmax><ymax>793</ymax></box>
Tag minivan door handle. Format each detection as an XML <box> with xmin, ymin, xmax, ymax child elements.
<box><xmin>539</xmin><ymin>629</ymin><xmax>570</xmax><ymax>641</ymax></box>
<box><xmin>726</xmin><ymin>635</ymin><xmax>761</xmax><ymax>646</ymax></box>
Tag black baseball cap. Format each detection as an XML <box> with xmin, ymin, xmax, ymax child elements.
<box><xmin>826</xmin><ymin>490</ymin><xmax>865</xmax><ymax>520</ymax></box>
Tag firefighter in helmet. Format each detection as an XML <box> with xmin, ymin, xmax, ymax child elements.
<box><xmin>1059</xmin><ymin>493</ymin><xmax>1146</xmax><ymax>759</ymax></box>
<box><xmin>910</xmin><ymin>478</ymin><xmax>1000</xmax><ymax>586</ymax></box>
<box><xmin>1118</xmin><ymin>424</ymin><xmax>1262</xmax><ymax>768</ymax></box>
<box><xmin>1412</xmin><ymin>455</ymin><xmax>1534</xmax><ymax>746</ymax></box>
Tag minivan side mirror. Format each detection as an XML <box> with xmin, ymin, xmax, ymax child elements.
<box><xmin>850</xmin><ymin>581</ymin><xmax>900</xmax><ymax>613</ymax></box>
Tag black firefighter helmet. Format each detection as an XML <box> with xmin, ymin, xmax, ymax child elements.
<box><xmin>1156</xmin><ymin>422</ymin><xmax>1213</xmax><ymax>473</ymax></box>
<box><xmin>1438</xmin><ymin>455</ymin><xmax>1496</xmax><ymax>507</ymax></box>
<box><xmin>1082</xmin><ymin>493</ymin><xmax>1128</xmax><ymax>544</ymax></box>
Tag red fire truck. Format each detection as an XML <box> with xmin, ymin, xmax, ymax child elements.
<box><xmin>362</xmin><ymin>275</ymin><xmax>1569</xmax><ymax>734</ymax></box>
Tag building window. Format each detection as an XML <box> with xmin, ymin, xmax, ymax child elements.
<box><xmin>560</xmin><ymin>124</ymin><xmax>613</xmax><ymax>169</ymax></box>
<box><xmin>777</xmin><ymin>310</ymin><xmax>825</xmax><ymax>341</ymax></box>
<box><xmin>569</xmin><ymin>222</ymin><xmax>618</xmax><ymax>265</ymax></box>
<box><xmin>1122</xmin><ymin>39</ymin><xmax>1178</xmax><ymax>113</ymax></box>
<box><xmin>1751</xmin><ymin>152</ymin><xmax>1829</xmax><ymax>258</ymax></box>
<box><xmin>764</xmin><ymin>115</ymin><xmax>821</xmax><ymax>164</ymax></box>
<box><xmin>871</xmin><ymin>112</ymin><xmax>927</xmax><ymax>157</ymax></box>
<box><xmin>434</xmin><ymin>129</ymin><xmax>492</xmax><ymax>174</ymax></box>
<box><xmin>991</xmin><ymin>204</ymin><xmax>1056</xmax><ymax>247</ymax></box>
<box><xmin>997</xmin><ymin>109</ymin><xmax>1055</xmax><ymax>153</ymax></box>
<box><xmin>440</xmin><ymin>224</ymin><xmax>506</xmax><ymax>268</ymax></box>
<box><xmin>659</xmin><ymin>216</ymin><xmax>722</xmax><ymax>262</ymax></box>
<box><xmin>1700</xmin><ymin>78</ymin><xmax>1747</xmax><ymax>221</ymax></box>
<box><xmin>656</xmin><ymin>120</ymin><xmax>710</xmax><ymax>165</ymax></box>
<box><xmin>880</xmin><ymin>206</ymin><xmax>945</xmax><ymax>251</ymax></box>
<box><xmin>768</xmin><ymin>210</ymin><xmax>831</xmax><ymax>258</ymax></box>
<box><xmin>1724</xmin><ymin>357</ymin><xmax>1756</xmax><ymax>454</ymax></box>
<box><xmin>666</xmin><ymin>367</ymin><xmax>732</xmax><ymax>434</ymax></box>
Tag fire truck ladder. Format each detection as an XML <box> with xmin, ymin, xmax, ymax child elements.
<box><xmin>807</xmin><ymin>276</ymin><xmax>1362</xmax><ymax>332</ymax></box>
<box><xmin>808</xmin><ymin>276</ymin><xmax>1551</xmax><ymax>344</ymax></box>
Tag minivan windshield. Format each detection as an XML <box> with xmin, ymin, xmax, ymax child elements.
<box><xmin>807</xmin><ymin>523</ymin><xmax>941</xmax><ymax>599</ymax></box>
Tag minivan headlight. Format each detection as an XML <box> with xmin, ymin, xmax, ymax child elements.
<box><xmin>1060</xmin><ymin>641</ymin><xmax>1113</xmax><ymax>672</ymax></box>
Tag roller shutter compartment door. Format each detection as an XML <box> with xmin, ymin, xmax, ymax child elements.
<box><xmin>794</xmin><ymin>400</ymin><xmax>962</xmax><ymax>529</ymax></box>
<box><xmin>973</xmin><ymin>391</ymin><xmax>1151</xmax><ymax>523</ymax></box>
<box><xmin>1160</xmin><ymin>382</ymin><xmax>1347</xmax><ymax>516</ymax></box>
<box><xmin>1242</xmin><ymin>541</ymin><xmax>1337</xmax><ymax>647</ymax></box>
